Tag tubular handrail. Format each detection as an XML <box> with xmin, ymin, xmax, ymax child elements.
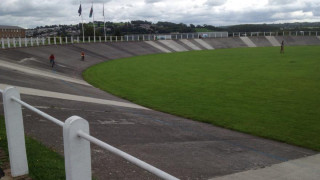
<box><xmin>11</xmin><ymin>96</ymin><xmax>65</xmax><ymax>127</ymax></box>
<box><xmin>1</xmin><ymin>88</ymin><xmax>179</xmax><ymax>180</ymax></box>
<box><xmin>78</xmin><ymin>130</ymin><xmax>179</xmax><ymax>180</ymax></box>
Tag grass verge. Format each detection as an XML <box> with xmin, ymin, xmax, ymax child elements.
<box><xmin>83</xmin><ymin>46</ymin><xmax>320</xmax><ymax>151</ymax></box>
<box><xmin>0</xmin><ymin>115</ymin><xmax>65</xmax><ymax>180</ymax></box>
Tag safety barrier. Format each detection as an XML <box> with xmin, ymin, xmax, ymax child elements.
<box><xmin>0</xmin><ymin>32</ymin><xmax>228</xmax><ymax>49</ymax></box>
<box><xmin>231</xmin><ymin>31</ymin><xmax>319</xmax><ymax>37</ymax></box>
<box><xmin>0</xmin><ymin>86</ymin><xmax>179</xmax><ymax>180</ymax></box>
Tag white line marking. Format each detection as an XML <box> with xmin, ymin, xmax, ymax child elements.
<box><xmin>19</xmin><ymin>57</ymin><xmax>68</xmax><ymax>68</ymax></box>
<box><xmin>19</xmin><ymin>57</ymin><xmax>39</xmax><ymax>63</ymax></box>
<box><xmin>0</xmin><ymin>59</ymin><xmax>90</xmax><ymax>86</ymax></box>
<box><xmin>0</xmin><ymin>84</ymin><xmax>150</xmax><ymax>110</ymax></box>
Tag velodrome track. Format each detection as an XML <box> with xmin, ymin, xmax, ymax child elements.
<box><xmin>0</xmin><ymin>36</ymin><xmax>320</xmax><ymax>179</ymax></box>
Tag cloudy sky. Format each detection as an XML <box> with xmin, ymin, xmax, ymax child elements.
<box><xmin>0</xmin><ymin>0</ymin><xmax>319</xmax><ymax>28</ymax></box>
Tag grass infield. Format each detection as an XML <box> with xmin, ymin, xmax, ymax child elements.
<box><xmin>84</xmin><ymin>46</ymin><xmax>320</xmax><ymax>151</ymax></box>
<box><xmin>0</xmin><ymin>115</ymin><xmax>66</xmax><ymax>180</ymax></box>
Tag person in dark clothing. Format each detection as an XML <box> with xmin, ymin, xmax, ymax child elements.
<box><xmin>81</xmin><ymin>51</ymin><xmax>85</xmax><ymax>61</ymax></box>
<box><xmin>280</xmin><ymin>40</ymin><xmax>284</xmax><ymax>54</ymax></box>
<box><xmin>49</xmin><ymin>54</ymin><xmax>55</xmax><ymax>67</ymax></box>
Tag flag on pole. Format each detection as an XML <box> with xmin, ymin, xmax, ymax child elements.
<box><xmin>78</xmin><ymin>4</ymin><xmax>82</xmax><ymax>16</ymax></box>
<box><xmin>89</xmin><ymin>5</ymin><xmax>93</xmax><ymax>18</ymax></box>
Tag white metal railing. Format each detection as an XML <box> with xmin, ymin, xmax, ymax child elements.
<box><xmin>0</xmin><ymin>87</ymin><xmax>179</xmax><ymax>180</ymax></box>
<box><xmin>1</xmin><ymin>31</ymin><xmax>320</xmax><ymax>50</ymax></box>
<box><xmin>230</xmin><ymin>31</ymin><xmax>319</xmax><ymax>37</ymax></box>
<box><xmin>0</xmin><ymin>32</ymin><xmax>228</xmax><ymax>49</ymax></box>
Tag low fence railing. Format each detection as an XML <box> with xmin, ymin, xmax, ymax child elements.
<box><xmin>0</xmin><ymin>32</ymin><xmax>228</xmax><ymax>49</ymax></box>
<box><xmin>2</xmin><ymin>31</ymin><xmax>319</xmax><ymax>50</ymax></box>
<box><xmin>0</xmin><ymin>86</ymin><xmax>179</xmax><ymax>180</ymax></box>
<box><xmin>230</xmin><ymin>31</ymin><xmax>319</xmax><ymax>37</ymax></box>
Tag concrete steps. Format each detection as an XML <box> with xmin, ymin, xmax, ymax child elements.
<box><xmin>179</xmin><ymin>39</ymin><xmax>201</xmax><ymax>50</ymax></box>
<box><xmin>266</xmin><ymin>36</ymin><xmax>281</xmax><ymax>46</ymax></box>
<box><xmin>158</xmin><ymin>40</ymin><xmax>188</xmax><ymax>52</ymax></box>
<box><xmin>240</xmin><ymin>37</ymin><xmax>257</xmax><ymax>47</ymax></box>
<box><xmin>193</xmin><ymin>39</ymin><xmax>215</xmax><ymax>50</ymax></box>
<box><xmin>144</xmin><ymin>41</ymin><xmax>171</xmax><ymax>53</ymax></box>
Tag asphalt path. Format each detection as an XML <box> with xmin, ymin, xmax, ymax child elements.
<box><xmin>0</xmin><ymin>40</ymin><xmax>318</xmax><ymax>179</ymax></box>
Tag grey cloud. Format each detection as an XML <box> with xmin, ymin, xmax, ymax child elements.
<box><xmin>71</xmin><ymin>0</ymin><xmax>111</xmax><ymax>5</ymax></box>
<box><xmin>0</xmin><ymin>0</ymin><xmax>319</xmax><ymax>28</ymax></box>
<box><xmin>205</xmin><ymin>0</ymin><xmax>226</xmax><ymax>7</ymax></box>
<box><xmin>268</xmin><ymin>0</ymin><xmax>296</xmax><ymax>5</ymax></box>
<box><xmin>145</xmin><ymin>0</ymin><xmax>162</xmax><ymax>4</ymax></box>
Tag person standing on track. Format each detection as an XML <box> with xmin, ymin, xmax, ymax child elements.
<box><xmin>280</xmin><ymin>40</ymin><xmax>285</xmax><ymax>54</ymax></box>
<box><xmin>81</xmin><ymin>51</ymin><xmax>85</xmax><ymax>61</ymax></box>
<box><xmin>49</xmin><ymin>54</ymin><xmax>55</xmax><ymax>68</ymax></box>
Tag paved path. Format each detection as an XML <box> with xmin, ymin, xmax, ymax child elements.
<box><xmin>0</xmin><ymin>84</ymin><xmax>148</xmax><ymax>110</ymax></box>
<box><xmin>0</xmin><ymin>59</ymin><xmax>89</xmax><ymax>86</ymax></box>
<box><xmin>210</xmin><ymin>154</ymin><xmax>320</xmax><ymax>180</ymax></box>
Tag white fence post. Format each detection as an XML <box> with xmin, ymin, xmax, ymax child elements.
<box><xmin>99</xmin><ymin>36</ymin><xmax>101</xmax><ymax>43</ymax></box>
<box><xmin>71</xmin><ymin>36</ymin><xmax>74</xmax><ymax>44</ymax></box>
<box><xmin>54</xmin><ymin>37</ymin><xmax>57</xmax><ymax>45</ymax></box>
<box><xmin>36</xmin><ymin>37</ymin><xmax>39</xmax><ymax>46</ymax></box>
<box><xmin>3</xmin><ymin>87</ymin><xmax>29</xmax><ymax>177</ymax></box>
<box><xmin>25</xmin><ymin>38</ymin><xmax>28</xmax><ymax>47</ymax></box>
<box><xmin>13</xmin><ymin>38</ymin><xmax>16</xmax><ymax>48</ymax></box>
<box><xmin>19</xmin><ymin>38</ymin><xmax>22</xmax><ymax>47</ymax></box>
<box><xmin>88</xmin><ymin>36</ymin><xmax>91</xmax><ymax>43</ymax></box>
<box><xmin>7</xmin><ymin>38</ymin><xmax>11</xmax><ymax>48</ymax></box>
<box><xmin>65</xmin><ymin>37</ymin><xmax>68</xmax><ymax>44</ymax></box>
<box><xmin>1</xmin><ymin>38</ymin><xmax>4</xmax><ymax>49</ymax></box>
<box><xmin>63</xmin><ymin>116</ymin><xmax>91</xmax><ymax>180</ymax></box>
<box><xmin>60</xmin><ymin>37</ymin><xmax>62</xmax><ymax>45</ymax></box>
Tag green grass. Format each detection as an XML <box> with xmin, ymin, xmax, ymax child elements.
<box><xmin>83</xmin><ymin>46</ymin><xmax>320</xmax><ymax>151</ymax></box>
<box><xmin>0</xmin><ymin>115</ymin><xmax>66</xmax><ymax>180</ymax></box>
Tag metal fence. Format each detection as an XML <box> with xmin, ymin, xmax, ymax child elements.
<box><xmin>0</xmin><ymin>86</ymin><xmax>179</xmax><ymax>180</ymax></box>
<box><xmin>0</xmin><ymin>32</ymin><xmax>228</xmax><ymax>49</ymax></box>
<box><xmin>1</xmin><ymin>31</ymin><xmax>319</xmax><ymax>49</ymax></box>
<box><xmin>230</xmin><ymin>31</ymin><xmax>319</xmax><ymax>37</ymax></box>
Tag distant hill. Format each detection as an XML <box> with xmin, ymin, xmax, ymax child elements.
<box><xmin>27</xmin><ymin>21</ymin><xmax>320</xmax><ymax>37</ymax></box>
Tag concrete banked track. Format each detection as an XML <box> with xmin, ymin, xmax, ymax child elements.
<box><xmin>0</xmin><ymin>36</ymin><xmax>320</xmax><ymax>180</ymax></box>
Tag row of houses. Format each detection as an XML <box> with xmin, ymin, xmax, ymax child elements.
<box><xmin>0</xmin><ymin>25</ymin><xmax>26</xmax><ymax>38</ymax></box>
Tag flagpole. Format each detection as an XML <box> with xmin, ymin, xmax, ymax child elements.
<box><xmin>92</xmin><ymin>1</ymin><xmax>96</xmax><ymax>42</ymax></box>
<box><xmin>103</xmin><ymin>3</ymin><xmax>106</xmax><ymax>40</ymax></box>
<box><xmin>81</xmin><ymin>10</ymin><xmax>85</xmax><ymax>42</ymax></box>
<box><xmin>79</xmin><ymin>1</ymin><xmax>85</xmax><ymax>42</ymax></box>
